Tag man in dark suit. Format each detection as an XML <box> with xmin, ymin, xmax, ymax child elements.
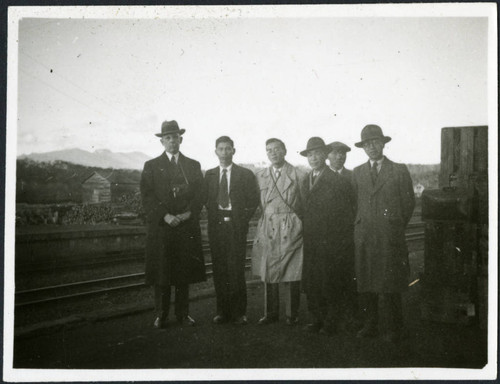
<box><xmin>300</xmin><ymin>137</ymin><xmax>355</xmax><ymax>335</ymax></box>
<box><xmin>352</xmin><ymin>124</ymin><xmax>415</xmax><ymax>343</ymax></box>
<box><xmin>140</xmin><ymin>120</ymin><xmax>206</xmax><ymax>329</ymax></box>
<box><xmin>203</xmin><ymin>136</ymin><xmax>259</xmax><ymax>325</ymax></box>
<box><xmin>327</xmin><ymin>141</ymin><xmax>353</xmax><ymax>182</ymax></box>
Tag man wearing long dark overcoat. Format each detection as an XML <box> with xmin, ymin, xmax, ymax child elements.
<box><xmin>300</xmin><ymin>137</ymin><xmax>355</xmax><ymax>335</ymax></box>
<box><xmin>352</xmin><ymin>124</ymin><xmax>415</xmax><ymax>343</ymax></box>
<box><xmin>140</xmin><ymin>120</ymin><xmax>205</xmax><ymax>329</ymax></box>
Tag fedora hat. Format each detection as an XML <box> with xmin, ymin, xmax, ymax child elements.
<box><xmin>355</xmin><ymin>124</ymin><xmax>391</xmax><ymax>148</ymax></box>
<box><xmin>155</xmin><ymin>120</ymin><xmax>186</xmax><ymax>137</ymax></box>
<box><xmin>300</xmin><ymin>137</ymin><xmax>331</xmax><ymax>157</ymax></box>
<box><xmin>328</xmin><ymin>141</ymin><xmax>351</xmax><ymax>152</ymax></box>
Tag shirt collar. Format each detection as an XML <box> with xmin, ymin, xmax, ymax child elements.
<box><xmin>369</xmin><ymin>157</ymin><xmax>385</xmax><ymax>167</ymax></box>
<box><xmin>272</xmin><ymin>165</ymin><xmax>284</xmax><ymax>173</ymax></box>
<box><xmin>165</xmin><ymin>152</ymin><xmax>180</xmax><ymax>162</ymax></box>
<box><xmin>220</xmin><ymin>163</ymin><xmax>233</xmax><ymax>173</ymax></box>
<box><xmin>330</xmin><ymin>166</ymin><xmax>344</xmax><ymax>173</ymax></box>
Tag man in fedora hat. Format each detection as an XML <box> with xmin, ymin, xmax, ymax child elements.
<box><xmin>352</xmin><ymin>124</ymin><xmax>415</xmax><ymax>343</ymax></box>
<box><xmin>140</xmin><ymin>120</ymin><xmax>206</xmax><ymax>329</ymax></box>
<box><xmin>299</xmin><ymin>137</ymin><xmax>355</xmax><ymax>335</ymax></box>
<box><xmin>327</xmin><ymin>141</ymin><xmax>353</xmax><ymax>182</ymax></box>
<box><xmin>203</xmin><ymin>136</ymin><xmax>259</xmax><ymax>325</ymax></box>
<box><xmin>252</xmin><ymin>138</ymin><xmax>306</xmax><ymax>326</ymax></box>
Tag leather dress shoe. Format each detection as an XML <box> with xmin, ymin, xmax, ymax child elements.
<box><xmin>302</xmin><ymin>322</ymin><xmax>322</xmax><ymax>333</ymax></box>
<box><xmin>356</xmin><ymin>324</ymin><xmax>378</xmax><ymax>338</ymax></box>
<box><xmin>212</xmin><ymin>315</ymin><xmax>228</xmax><ymax>324</ymax></box>
<box><xmin>153</xmin><ymin>317</ymin><xmax>167</xmax><ymax>329</ymax></box>
<box><xmin>286</xmin><ymin>316</ymin><xmax>299</xmax><ymax>326</ymax></box>
<box><xmin>233</xmin><ymin>315</ymin><xmax>248</xmax><ymax>325</ymax></box>
<box><xmin>177</xmin><ymin>315</ymin><xmax>196</xmax><ymax>327</ymax></box>
<box><xmin>257</xmin><ymin>315</ymin><xmax>278</xmax><ymax>325</ymax></box>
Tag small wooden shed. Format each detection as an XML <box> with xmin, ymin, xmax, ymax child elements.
<box><xmin>81</xmin><ymin>172</ymin><xmax>111</xmax><ymax>203</ymax></box>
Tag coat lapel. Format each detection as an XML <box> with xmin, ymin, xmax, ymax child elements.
<box><xmin>309</xmin><ymin>167</ymin><xmax>327</xmax><ymax>193</ymax></box>
<box><xmin>371</xmin><ymin>158</ymin><xmax>393</xmax><ymax>196</ymax></box>
<box><xmin>209</xmin><ymin>167</ymin><xmax>220</xmax><ymax>202</ymax></box>
<box><xmin>229</xmin><ymin>164</ymin><xmax>240</xmax><ymax>199</ymax></box>
<box><xmin>280</xmin><ymin>163</ymin><xmax>294</xmax><ymax>195</ymax></box>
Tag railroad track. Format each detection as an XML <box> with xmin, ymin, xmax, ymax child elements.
<box><xmin>15</xmin><ymin>225</ymin><xmax>425</xmax><ymax>308</ymax></box>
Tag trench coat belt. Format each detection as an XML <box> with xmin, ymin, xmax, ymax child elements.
<box><xmin>264</xmin><ymin>206</ymin><xmax>294</xmax><ymax>215</ymax></box>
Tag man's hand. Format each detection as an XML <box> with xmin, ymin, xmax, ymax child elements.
<box><xmin>164</xmin><ymin>214</ymin><xmax>181</xmax><ymax>227</ymax></box>
<box><xmin>176</xmin><ymin>211</ymin><xmax>192</xmax><ymax>222</ymax></box>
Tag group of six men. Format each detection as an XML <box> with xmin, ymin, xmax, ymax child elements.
<box><xmin>140</xmin><ymin>120</ymin><xmax>415</xmax><ymax>343</ymax></box>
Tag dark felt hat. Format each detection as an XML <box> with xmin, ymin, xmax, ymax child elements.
<box><xmin>155</xmin><ymin>120</ymin><xmax>186</xmax><ymax>137</ymax></box>
<box><xmin>355</xmin><ymin>124</ymin><xmax>391</xmax><ymax>148</ymax></box>
<box><xmin>300</xmin><ymin>137</ymin><xmax>331</xmax><ymax>157</ymax></box>
<box><xmin>328</xmin><ymin>141</ymin><xmax>351</xmax><ymax>152</ymax></box>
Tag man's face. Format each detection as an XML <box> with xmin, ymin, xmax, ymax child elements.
<box><xmin>161</xmin><ymin>133</ymin><xmax>182</xmax><ymax>154</ymax></box>
<box><xmin>215</xmin><ymin>141</ymin><xmax>235</xmax><ymax>164</ymax></box>
<box><xmin>362</xmin><ymin>139</ymin><xmax>384</xmax><ymax>161</ymax></box>
<box><xmin>266</xmin><ymin>141</ymin><xmax>286</xmax><ymax>167</ymax></box>
<box><xmin>328</xmin><ymin>149</ymin><xmax>347</xmax><ymax>171</ymax></box>
<box><xmin>307</xmin><ymin>149</ymin><xmax>327</xmax><ymax>171</ymax></box>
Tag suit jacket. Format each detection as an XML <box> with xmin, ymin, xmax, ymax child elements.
<box><xmin>352</xmin><ymin>157</ymin><xmax>415</xmax><ymax>293</ymax></box>
<box><xmin>140</xmin><ymin>152</ymin><xmax>205</xmax><ymax>286</ymax></box>
<box><xmin>203</xmin><ymin>163</ymin><xmax>259</xmax><ymax>236</ymax></box>
<box><xmin>300</xmin><ymin>167</ymin><xmax>355</xmax><ymax>295</ymax></box>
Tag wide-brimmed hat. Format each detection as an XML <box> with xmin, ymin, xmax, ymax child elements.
<box><xmin>328</xmin><ymin>141</ymin><xmax>351</xmax><ymax>153</ymax></box>
<box><xmin>355</xmin><ymin>124</ymin><xmax>391</xmax><ymax>148</ymax></box>
<box><xmin>300</xmin><ymin>137</ymin><xmax>331</xmax><ymax>157</ymax></box>
<box><xmin>155</xmin><ymin>120</ymin><xmax>186</xmax><ymax>137</ymax></box>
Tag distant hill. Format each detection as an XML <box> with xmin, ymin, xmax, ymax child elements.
<box><xmin>18</xmin><ymin>148</ymin><xmax>151</xmax><ymax>170</ymax></box>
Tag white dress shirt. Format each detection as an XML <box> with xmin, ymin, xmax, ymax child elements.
<box><xmin>218</xmin><ymin>163</ymin><xmax>233</xmax><ymax>210</ymax></box>
<box><xmin>165</xmin><ymin>151</ymin><xmax>180</xmax><ymax>164</ymax></box>
<box><xmin>272</xmin><ymin>166</ymin><xmax>283</xmax><ymax>180</ymax></box>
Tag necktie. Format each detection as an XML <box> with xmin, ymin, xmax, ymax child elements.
<box><xmin>218</xmin><ymin>169</ymin><xmax>229</xmax><ymax>208</ymax></box>
<box><xmin>312</xmin><ymin>172</ymin><xmax>317</xmax><ymax>184</ymax></box>
<box><xmin>275</xmin><ymin>169</ymin><xmax>281</xmax><ymax>180</ymax></box>
<box><xmin>370</xmin><ymin>161</ymin><xmax>378</xmax><ymax>185</ymax></box>
<box><xmin>170</xmin><ymin>155</ymin><xmax>177</xmax><ymax>166</ymax></box>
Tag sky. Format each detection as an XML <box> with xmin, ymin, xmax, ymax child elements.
<box><xmin>15</xmin><ymin>8</ymin><xmax>490</xmax><ymax>170</ymax></box>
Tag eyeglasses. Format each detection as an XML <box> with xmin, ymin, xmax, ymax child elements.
<box><xmin>362</xmin><ymin>140</ymin><xmax>382</xmax><ymax>149</ymax></box>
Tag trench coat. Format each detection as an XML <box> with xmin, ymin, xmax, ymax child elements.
<box><xmin>251</xmin><ymin>162</ymin><xmax>306</xmax><ymax>283</ymax></box>
<box><xmin>140</xmin><ymin>152</ymin><xmax>206</xmax><ymax>286</ymax></box>
<box><xmin>352</xmin><ymin>157</ymin><xmax>415</xmax><ymax>293</ymax></box>
<box><xmin>301</xmin><ymin>167</ymin><xmax>355</xmax><ymax>296</ymax></box>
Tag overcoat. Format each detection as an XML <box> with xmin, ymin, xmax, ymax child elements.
<box><xmin>251</xmin><ymin>162</ymin><xmax>306</xmax><ymax>283</ymax></box>
<box><xmin>352</xmin><ymin>157</ymin><xmax>415</xmax><ymax>293</ymax></box>
<box><xmin>301</xmin><ymin>167</ymin><xmax>355</xmax><ymax>296</ymax></box>
<box><xmin>140</xmin><ymin>152</ymin><xmax>206</xmax><ymax>286</ymax></box>
<box><xmin>339</xmin><ymin>167</ymin><xmax>353</xmax><ymax>183</ymax></box>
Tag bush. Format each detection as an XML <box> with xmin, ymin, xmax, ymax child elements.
<box><xmin>61</xmin><ymin>203</ymin><xmax>115</xmax><ymax>225</ymax></box>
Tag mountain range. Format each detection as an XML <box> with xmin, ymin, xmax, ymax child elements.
<box><xmin>18</xmin><ymin>148</ymin><xmax>152</xmax><ymax>170</ymax></box>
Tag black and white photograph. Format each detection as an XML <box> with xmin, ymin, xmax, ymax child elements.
<box><xmin>3</xmin><ymin>4</ymin><xmax>498</xmax><ymax>381</ymax></box>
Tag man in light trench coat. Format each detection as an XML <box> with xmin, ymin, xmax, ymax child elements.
<box><xmin>252</xmin><ymin>138</ymin><xmax>306</xmax><ymax>326</ymax></box>
<box><xmin>353</xmin><ymin>124</ymin><xmax>415</xmax><ymax>343</ymax></box>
